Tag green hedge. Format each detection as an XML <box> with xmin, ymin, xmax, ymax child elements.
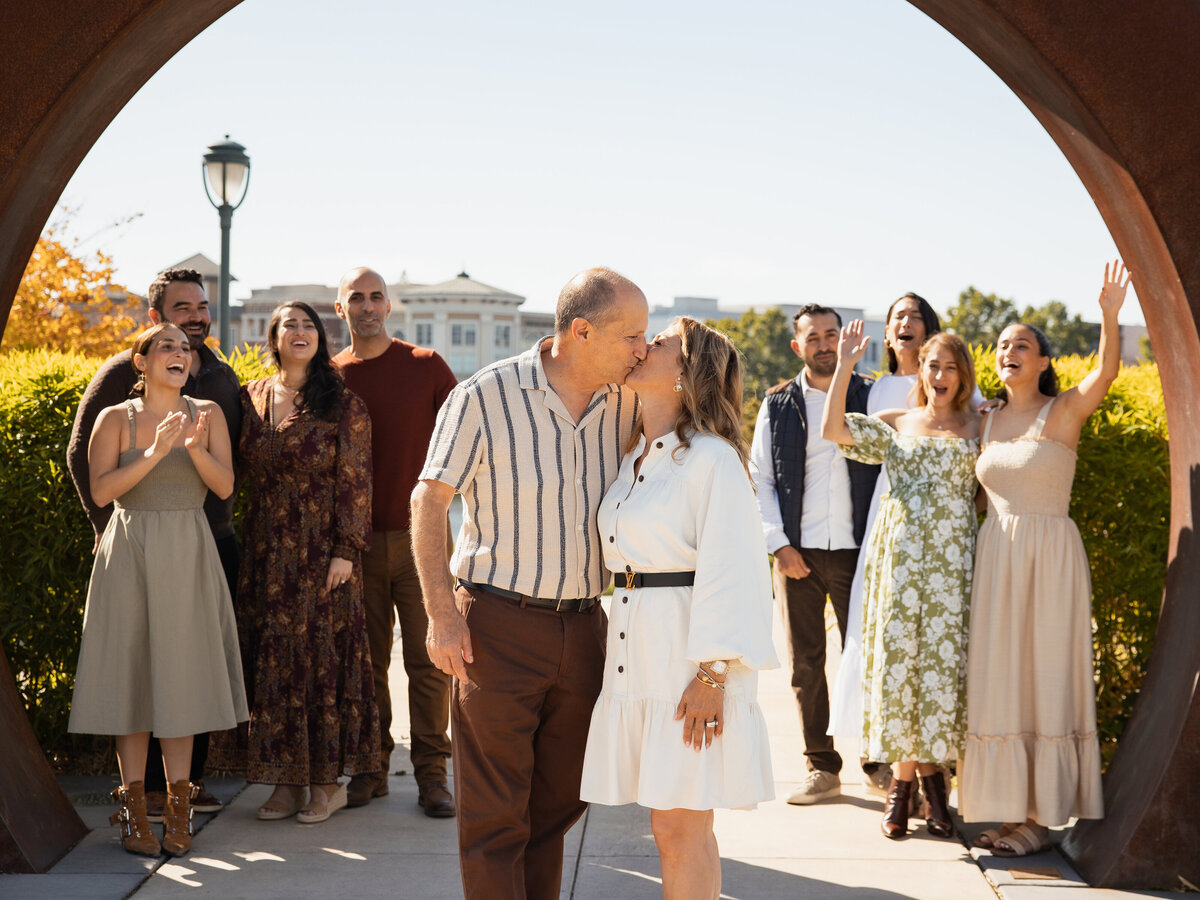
<box><xmin>0</xmin><ymin>346</ymin><xmax>271</xmax><ymax>770</ymax></box>
<box><xmin>0</xmin><ymin>346</ymin><xmax>1171</xmax><ymax>771</ymax></box>
<box><xmin>971</xmin><ymin>346</ymin><xmax>1168</xmax><ymax>765</ymax></box>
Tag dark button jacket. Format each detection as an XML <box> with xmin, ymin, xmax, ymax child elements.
<box><xmin>765</xmin><ymin>372</ymin><xmax>879</xmax><ymax>550</ymax></box>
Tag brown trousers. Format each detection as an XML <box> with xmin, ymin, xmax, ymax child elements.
<box><xmin>361</xmin><ymin>529</ymin><xmax>451</xmax><ymax>784</ymax></box>
<box><xmin>452</xmin><ymin>585</ymin><xmax>606</xmax><ymax>900</ymax></box>
<box><xmin>775</xmin><ymin>547</ymin><xmax>857</xmax><ymax>775</ymax></box>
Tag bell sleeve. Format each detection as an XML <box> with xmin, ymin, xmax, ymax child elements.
<box><xmin>331</xmin><ymin>391</ymin><xmax>373</xmax><ymax>560</ymax></box>
<box><xmin>685</xmin><ymin>441</ymin><xmax>780</xmax><ymax>671</ymax></box>
<box><xmin>838</xmin><ymin>412</ymin><xmax>893</xmax><ymax>466</ymax></box>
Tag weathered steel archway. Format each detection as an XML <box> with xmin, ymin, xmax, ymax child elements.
<box><xmin>1</xmin><ymin>0</ymin><xmax>1197</xmax><ymax>886</ymax></box>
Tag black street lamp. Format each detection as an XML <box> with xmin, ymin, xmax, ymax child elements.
<box><xmin>202</xmin><ymin>136</ymin><xmax>250</xmax><ymax>350</ymax></box>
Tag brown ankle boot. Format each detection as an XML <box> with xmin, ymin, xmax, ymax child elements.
<box><xmin>881</xmin><ymin>777</ymin><xmax>913</xmax><ymax>839</ymax></box>
<box><xmin>920</xmin><ymin>772</ymin><xmax>954</xmax><ymax>838</ymax></box>
<box><xmin>162</xmin><ymin>780</ymin><xmax>196</xmax><ymax>856</ymax></box>
<box><xmin>110</xmin><ymin>781</ymin><xmax>161</xmax><ymax>857</ymax></box>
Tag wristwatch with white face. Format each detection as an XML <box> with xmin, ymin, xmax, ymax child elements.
<box><xmin>702</xmin><ymin>660</ymin><xmax>729</xmax><ymax>676</ymax></box>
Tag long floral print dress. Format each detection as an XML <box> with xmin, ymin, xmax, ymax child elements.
<box><xmin>839</xmin><ymin>413</ymin><xmax>978</xmax><ymax>765</ymax></box>
<box><xmin>214</xmin><ymin>378</ymin><xmax>381</xmax><ymax>785</ymax></box>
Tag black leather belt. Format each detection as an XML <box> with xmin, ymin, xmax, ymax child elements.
<box><xmin>617</xmin><ymin>569</ymin><xmax>696</xmax><ymax>590</ymax></box>
<box><xmin>457</xmin><ymin>580</ymin><xmax>599</xmax><ymax>613</ymax></box>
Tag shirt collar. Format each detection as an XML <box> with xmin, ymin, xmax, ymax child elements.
<box><xmin>799</xmin><ymin>369</ymin><xmax>827</xmax><ymax>396</ymax></box>
<box><xmin>517</xmin><ymin>335</ymin><xmax>619</xmax><ymax>396</ymax></box>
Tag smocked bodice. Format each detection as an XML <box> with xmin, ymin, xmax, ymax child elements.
<box><xmin>112</xmin><ymin>399</ymin><xmax>207</xmax><ymax>511</ymax></box>
<box><xmin>977</xmin><ymin>437</ymin><xmax>1075</xmax><ymax>518</ymax></box>
<box><xmin>976</xmin><ymin>399</ymin><xmax>1076</xmax><ymax>518</ymax></box>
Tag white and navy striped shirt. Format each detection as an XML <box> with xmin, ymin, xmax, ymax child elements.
<box><xmin>420</xmin><ymin>337</ymin><xmax>639</xmax><ymax>601</ymax></box>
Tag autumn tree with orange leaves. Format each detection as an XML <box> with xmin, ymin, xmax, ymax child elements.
<box><xmin>3</xmin><ymin>223</ymin><xmax>140</xmax><ymax>356</ymax></box>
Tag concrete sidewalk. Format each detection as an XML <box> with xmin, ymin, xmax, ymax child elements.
<box><xmin>2</xmin><ymin>602</ymin><xmax>1179</xmax><ymax>899</ymax></box>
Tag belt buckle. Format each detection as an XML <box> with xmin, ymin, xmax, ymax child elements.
<box><xmin>625</xmin><ymin>570</ymin><xmax>635</xmax><ymax>590</ymax></box>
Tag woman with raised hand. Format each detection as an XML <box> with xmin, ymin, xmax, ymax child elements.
<box><xmin>580</xmin><ymin>317</ymin><xmax>777</xmax><ymax>900</ymax></box>
<box><xmin>828</xmin><ymin>293</ymin><xmax>941</xmax><ymax>790</ymax></box>
<box><xmin>69</xmin><ymin>323</ymin><xmax>246</xmax><ymax>858</ymax></box>
<box><xmin>822</xmin><ymin>324</ymin><xmax>981</xmax><ymax>841</ymax></box>
<box><xmin>230</xmin><ymin>301</ymin><xmax>380</xmax><ymax>825</ymax></box>
<box><xmin>961</xmin><ymin>261</ymin><xmax>1130</xmax><ymax>857</ymax></box>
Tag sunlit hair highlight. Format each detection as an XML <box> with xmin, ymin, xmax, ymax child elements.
<box><xmin>671</xmin><ymin>316</ymin><xmax>751</xmax><ymax>480</ymax></box>
<box><xmin>129</xmin><ymin>323</ymin><xmax>187</xmax><ymax>398</ymax></box>
<box><xmin>913</xmin><ymin>332</ymin><xmax>975</xmax><ymax>412</ymax></box>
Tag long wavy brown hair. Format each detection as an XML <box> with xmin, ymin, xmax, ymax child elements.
<box><xmin>658</xmin><ymin>316</ymin><xmax>751</xmax><ymax>480</ymax></box>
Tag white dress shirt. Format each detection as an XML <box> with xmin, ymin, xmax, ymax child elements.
<box><xmin>749</xmin><ymin>369</ymin><xmax>858</xmax><ymax>555</ymax></box>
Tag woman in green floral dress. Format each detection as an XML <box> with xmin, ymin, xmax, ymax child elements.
<box><xmin>822</xmin><ymin>324</ymin><xmax>981</xmax><ymax>841</ymax></box>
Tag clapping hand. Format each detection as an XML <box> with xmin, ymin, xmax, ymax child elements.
<box><xmin>184</xmin><ymin>410</ymin><xmax>210</xmax><ymax>451</ymax></box>
<box><xmin>1099</xmin><ymin>259</ymin><xmax>1131</xmax><ymax>316</ymax></box>
<box><xmin>838</xmin><ymin>319</ymin><xmax>870</xmax><ymax>365</ymax></box>
<box><xmin>147</xmin><ymin>411</ymin><xmax>187</xmax><ymax>460</ymax></box>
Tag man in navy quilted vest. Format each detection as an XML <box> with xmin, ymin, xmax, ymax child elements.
<box><xmin>749</xmin><ymin>304</ymin><xmax>880</xmax><ymax>805</ymax></box>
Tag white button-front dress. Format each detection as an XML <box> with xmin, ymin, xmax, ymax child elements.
<box><xmin>580</xmin><ymin>430</ymin><xmax>778</xmax><ymax>811</ymax></box>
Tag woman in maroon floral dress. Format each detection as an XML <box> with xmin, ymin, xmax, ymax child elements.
<box><xmin>234</xmin><ymin>301</ymin><xmax>380</xmax><ymax>824</ymax></box>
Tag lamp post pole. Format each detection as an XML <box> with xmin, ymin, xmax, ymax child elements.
<box><xmin>202</xmin><ymin>136</ymin><xmax>250</xmax><ymax>352</ymax></box>
<box><xmin>217</xmin><ymin>203</ymin><xmax>233</xmax><ymax>349</ymax></box>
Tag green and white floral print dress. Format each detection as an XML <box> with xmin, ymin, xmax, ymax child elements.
<box><xmin>839</xmin><ymin>413</ymin><xmax>979</xmax><ymax>765</ymax></box>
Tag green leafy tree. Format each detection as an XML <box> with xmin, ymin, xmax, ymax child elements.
<box><xmin>1139</xmin><ymin>333</ymin><xmax>1155</xmax><ymax>363</ymax></box>
<box><xmin>1019</xmin><ymin>299</ymin><xmax>1099</xmax><ymax>356</ymax></box>
<box><xmin>944</xmin><ymin>286</ymin><xmax>1018</xmax><ymax>344</ymax></box>
<box><xmin>706</xmin><ymin>307</ymin><xmax>796</xmax><ymax>440</ymax></box>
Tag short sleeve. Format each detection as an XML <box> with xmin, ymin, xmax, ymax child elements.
<box><xmin>838</xmin><ymin>412</ymin><xmax>892</xmax><ymax>465</ymax></box>
<box><xmin>419</xmin><ymin>382</ymin><xmax>485</xmax><ymax>491</ymax></box>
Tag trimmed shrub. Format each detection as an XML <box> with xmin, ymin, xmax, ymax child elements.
<box><xmin>971</xmin><ymin>345</ymin><xmax>1168</xmax><ymax>765</ymax></box>
<box><xmin>0</xmin><ymin>346</ymin><xmax>272</xmax><ymax>769</ymax></box>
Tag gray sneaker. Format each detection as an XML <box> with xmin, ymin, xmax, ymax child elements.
<box><xmin>863</xmin><ymin>765</ymin><xmax>893</xmax><ymax>797</ymax></box>
<box><xmin>786</xmin><ymin>769</ymin><xmax>841</xmax><ymax>805</ymax></box>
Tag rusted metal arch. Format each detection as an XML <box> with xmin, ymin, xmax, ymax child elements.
<box><xmin>0</xmin><ymin>0</ymin><xmax>1197</xmax><ymax>886</ymax></box>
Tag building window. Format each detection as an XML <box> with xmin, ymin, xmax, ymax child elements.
<box><xmin>494</xmin><ymin>324</ymin><xmax>510</xmax><ymax>349</ymax></box>
<box><xmin>416</xmin><ymin>323</ymin><xmax>433</xmax><ymax>345</ymax></box>
<box><xmin>451</xmin><ymin>324</ymin><xmax>476</xmax><ymax>347</ymax></box>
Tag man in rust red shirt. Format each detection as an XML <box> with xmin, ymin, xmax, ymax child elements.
<box><xmin>333</xmin><ymin>266</ymin><xmax>458</xmax><ymax>816</ymax></box>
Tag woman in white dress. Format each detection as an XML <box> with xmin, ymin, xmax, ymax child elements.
<box><xmin>580</xmin><ymin>316</ymin><xmax>778</xmax><ymax>900</ymax></box>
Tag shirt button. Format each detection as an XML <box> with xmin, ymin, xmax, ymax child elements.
<box><xmin>622</xmin><ymin>596</ymin><xmax>628</xmax><ymax>603</ymax></box>
<box><xmin>609</xmin><ymin>536</ymin><xmax>614</xmax><ymax>542</ymax></box>
<box><xmin>638</xmin><ymin>475</ymin><xmax>644</xmax><ymax>482</ymax></box>
<box><xmin>656</xmin><ymin>441</ymin><xmax>663</xmax><ymax>448</ymax></box>
<box><xmin>619</xmin><ymin>632</ymin><xmax>625</xmax><ymax>639</ymax></box>
<box><xmin>618</xmin><ymin>666</ymin><xmax>624</xmax><ymax>673</ymax></box>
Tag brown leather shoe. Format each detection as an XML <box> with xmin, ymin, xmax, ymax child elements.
<box><xmin>110</xmin><ymin>782</ymin><xmax>161</xmax><ymax>857</ymax></box>
<box><xmin>161</xmin><ymin>780</ymin><xmax>196</xmax><ymax>856</ymax></box>
<box><xmin>191</xmin><ymin>780</ymin><xmax>222</xmax><ymax>814</ymax></box>
<box><xmin>920</xmin><ymin>772</ymin><xmax>954</xmax><ymax>838</ymax></box>
<box><xmin>881</xmin><ymin>778</ymin><xmax>913</xmax><ymax>840</ymax></box>
<box><xmin>417</xmin><ymin>781</ymin><xmax>456</xmax><ymax>818</ymax></box>
<box><xmin>347</xmin><ymin>772</ymin><xmax>388</xmax><ymax>808</ymax></box>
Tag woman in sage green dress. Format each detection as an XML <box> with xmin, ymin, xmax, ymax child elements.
<box><xmin>823</xmin><ymin>325</ymin><xmax>981</xmax><ymax>841</ymax></box>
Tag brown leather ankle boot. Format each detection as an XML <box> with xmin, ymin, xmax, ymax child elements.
<box><xmin>920</xmin><ymin>771</ymin><xmax>954</xmax><ymax>838</ymax></box>
<box><xmin>881</xmin><ymin>777</ymin><xmax>913</xmax><ymax>839</ymax></box>
<box><xmin>110</xmin><ymin>781</ymin><xmax>161</xmax><ymax>857</ymax></box>
<box><xmin>162</xmin><ymin>780</ymin><xmax>196</xmax><ymax>856</ymax></box>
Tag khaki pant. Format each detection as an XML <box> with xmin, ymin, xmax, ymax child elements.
<box><xmin>361</xmin><ymin>529</ymin><xmax>451</xmax><ymax>784</ymax></box>
<box><xmin>452</xmin><ymin>584</ymin><xmax>606</xmax><ymax>900</ymax></box>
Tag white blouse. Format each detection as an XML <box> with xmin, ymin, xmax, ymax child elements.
<box><xmin>580</xmin><ymin>430</ymin><xmax>777</xmax><ymax>810</ymax></box>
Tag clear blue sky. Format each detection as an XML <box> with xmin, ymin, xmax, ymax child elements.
<box><xmin>53</xmin><ymin>0</ymin><xmax>1139</xmax><ymax>324</ymax></box>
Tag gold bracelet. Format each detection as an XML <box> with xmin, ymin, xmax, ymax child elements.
<box><xmin>695</xmin><ymin>670</ymin><xmax>725</xmax><ymax>691</ymax></box>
